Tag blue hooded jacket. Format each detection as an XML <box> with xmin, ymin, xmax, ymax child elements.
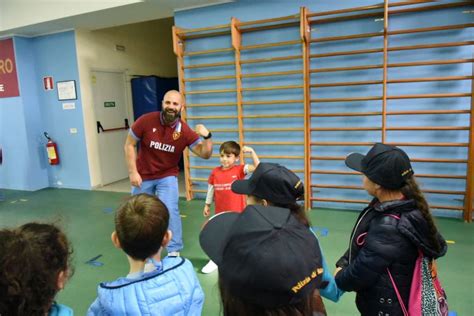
<box><xmin>87</xmin><ymin>257</ymin><xmax>204</xmax><ymax>316</ymax></box>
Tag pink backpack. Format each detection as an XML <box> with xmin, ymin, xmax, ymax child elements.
<box><xmin>386</xmin><ymin>215</ymin><xmax>448</xmax><ymax>316</ymax></box>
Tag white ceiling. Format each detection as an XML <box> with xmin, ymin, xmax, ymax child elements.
<box><xmin>0</xmin><ymin>0</ymin><xmax>233</xmax><ymax>37</ymax></box>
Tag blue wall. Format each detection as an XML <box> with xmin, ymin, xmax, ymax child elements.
<box><xmin>175</xmin><ymin>1</ymin><xmax>473</xmax><ymax>217</ymax></box>
<box><xmin>0</xmin><ymin>31</ymin><xmax>90</xmax><ymax>190</ymax></box>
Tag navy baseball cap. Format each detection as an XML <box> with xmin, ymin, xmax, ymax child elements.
<box><xmin>231</xmin><ymin>163</ymin><xmax>304</xmax><ymax>204</ymax></box>
<box><xmin>199</xmin><ymin>205</ymin><xmax>323</xmax><ymax>308</ymax></box>
<box><xmin>345</xmin><ymin>143</ymin><xmax>414</xmax><ymax>189</ymax></box>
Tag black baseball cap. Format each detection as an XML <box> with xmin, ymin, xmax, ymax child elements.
<box><xmin>199</xmin><ymin>205</ymin><xmax>323</xmax><ymax>308</ymax></box>
<box><xmin>345</xmin><ymin>143</ymin><xmax>414</xmax><ymax>189</ymax></box>
<box><xmin>231</xmin><ymin>163</ymin><xmax>304</xmax><ymax>204</ymax></box>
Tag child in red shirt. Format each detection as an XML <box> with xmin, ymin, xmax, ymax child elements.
<box><xmin>201</xmin><ymin>141</ymin><xmax>259</xmax><ymax>273</ymax></box>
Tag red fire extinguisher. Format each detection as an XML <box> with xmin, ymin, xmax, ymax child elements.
<box><xmin>44</xmin><ymin>132</ymin><xmax>60</xmax><ymax>165</ymax></box>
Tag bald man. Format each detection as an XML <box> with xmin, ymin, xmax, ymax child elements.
<box><xmin>124</xmin><ymin>90</ymin><xmax>212</xmax><ymax>256</ymax></box>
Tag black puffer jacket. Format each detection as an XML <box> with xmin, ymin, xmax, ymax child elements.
<box><xmin>335</xmin><ymin>199</ymin><xmax>447</xmax><ymax>316</ymax></box>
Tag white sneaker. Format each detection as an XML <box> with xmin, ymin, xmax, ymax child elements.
<box><xmin>168</xmin><ymin>251</ymin><xmax>180</xmax><ymax>257</ymax></box>
<box><xmin>201</xmin><ymin>260</ymin><xmax>218</xmax><ymax>274</ymax></box>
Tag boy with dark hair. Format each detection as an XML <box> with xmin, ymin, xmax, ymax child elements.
<box><xmin>201</xmin><ymin>141</ymin><xmax>259</xmax><ymax>273</ymax></box>
<box><xmin>88</xmin><ymin>194</ymin><xmax>204</xmax><ymax>316</ymax></box>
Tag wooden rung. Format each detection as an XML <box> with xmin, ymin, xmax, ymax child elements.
<box><xmin>310</xmin><ymin>48</ymin><xmax>383</xmax><ymax>59</ymax></box>
<box><xmin>310</xmin><ymin>156</ymin><xmax>468</xmax><ymax>164</ymax></box>
<box><xmin>190</xmin><ymin>166</ymin><xmax>213</xmax><ymax>170</ymax></box>
<box><xmin>311</xmin><ymin>32</ymin><xmax>383</xmax><ymax>43</ymax></box>
<box><xmin>210</xmin><ymin>128</ymin><xmax>239</xmax><ymax>132</ymax></box>
<box><xmin>241</xmin><ymin>55</ymin><xmax>302</xmax><ymax>64</ymax></box>
<box><xmin>254</xmin><ymin>155</ymin><xmax>304</xmax><ymax>159</ymax></box>
<box><xmin>312</xmin><ymin>197</ymin><xmax>463</xmax><ymax>210</ymax></box>
<box><xmin>185</xmin><ymin>88</ymin><xmax>236</xmax><ymax>95</ymax></box>
<box><xmin>311</xmin><ymin>127</ymin><xmax>381</xmax><ymax>131</ymax></box>
<box><xmin>406</xmin><ymin>173</ymin><xmax>466</xmax><ymax>179</ymax></box>
<box><xmin>184</xmin><ymin>47</ymin><xmax>233</xmax><ymax>56</ymax></box>
<box><xmin>184</xmin><ymin>75</ymin><xmax>235</xmax><ymax>82</ymax></box>
<box><xmin>241</xmin><ymin>39</ymin><xmax>301</xmax><ymax>51</ymax></box>
<box><xmin>179</xmin><ymin>23</ymin><xmax>230</xmax><ymax>35</ymax></box>
<box><xmin>186</xmin><ymin>102</ymin><xmax>237</xmax><ymax>108</ymax></box>
<box><xmin>190</xmin><ymin>177</ymin><xmax>207</xmax><ymax>182</ymax></box>
<box><xmin>310</xmin><ymin>170</ymin><xmax>354</xmax><ymax>175</ymax></box>
<box><xmin>200</xmin><ymin>154</ymin><xmax>220</xmax><ymax>158</ymax></box>
<box><xmin>308</xmin><ymin>4</ymin><xmax>384</xmax><ymax>18</ymax></box>
<box><xmin>311</xmin><ymin>142</ymin><xmax>375</xmax><ymax>146</ymax></box>
<box><xmin>310</xmin><ymin>59</ymin><xmax>474</xmax><ymax>73</ymax></box>
<box><xmin>312</xmin><ymin>170</ymin><xmax>361</xmax><ymax>175</ymax></box>
<box><xmin>243</xmin><ymin>113</ymin><xmax>304</xmax><ymax>119</ymax></box>
<box><xmin>240</xmin><ymin>21</ymin><xmax>300</xmax><ymax>34</ymax></box>
<box><xmin>242</xmin><ymin>99</ymin><xmax>304</xmax><ymax>105</ymax></box>
<box><xmin>310</xmin><ymin>64</ymin><xmax>382</xmax><ymax>73</ymax></box>
<box><xmin>309</xmin><ymin>1</ymin><xmax>458</xmax><ymax>25</ymax></box>
<box><xmin>187</xmin><ymin>115</ymin><xmax>237</xmax><ymax>120</ymax></box>
<box><xmin>423</xmin><ymin>189</ymin><xmax>466</xmax><ymax>195</ymax></box>
<box><xmin>244</xmin><ymin>141</ymin><xmax>304</xmax><ymax>145</ymax></box>
<box><xmin>311</xmin><ymin>96</ymin><xmax>382</xmax><ymax>102</ymax></box>
<box><xmin>242</xmin><ymin>70</ymin><xmax>302</xmax><ymax>78</ymax></box>
<box><xmin>182</xmin><ymin>30</ymin><xmax>231</xmax><ymax>40</ymax></box>
<box><xmin>239</xmin><ymin>14</ymin><xmax>300</xmax><ymax>27</ymax></box>
<box><xmin>245</xmin><ymin>127</ymin><xmax>304</xmax><ymax>132</ymax></box>
<box><xmin>389</xmin><ymin>1</ymin><xmax>472</xmax><ymax>16</ymax></box>
<box><xmin>386</xmin><ymin>142</ymin><xmax>469</xmax><ymax>147</ymax></box>
<box><xmin>429</xmin><ymin>204</ymin><xmax>464</xmax><ymax>211</ymax></box>
<box><xmin>191</xmin><ymin>189</ymin><xmax>208</xmax><ymax>193</ymax></box>
<box><xmin>311</xmin><ymin>197</ymin><xmax>369</xmax><ymax>204</ymax></box>
<box><xmin>311</xmin><ymin>12</ymin><xmax>382</xmax><ymax>26</ymax></box>
<box><xmin>312</xmin><ymin>184</ymin><xmax>466</xmax><ymax>195</ymax></box>
<box><xmin>388</xmin><ymin>76</ymin><xmax>474</xmax><ymax>84</ymax></box>
<box><xmin>311</xmin><ymin>80</ymin><xmax>383</xmax><ymax>87</ymax></box>
<box><xmin>389</xmin><ymin>41</ymin><xmax>474</xmax><ymax>52</ymax></box>
<box><xmin>183</xmin><ymin>61</ymin><xmax>234</xmax><ymax>69</ymax></box>
<box><xmin>387</xmin><ymin>93</ymin><xmax>471</xmax><ymax>99</ymax></box>
<box><xmin>388</xmin><ymin>23</ymin><xmax>474</xmax><ymax>36</ymax></box>
<box><xmin>242</xmin><ymin>85</ymin><xmax>303</xmax><ymax>92</ymax></box>
<box><xmin>311</xmin><ymin>156</ymin><xmax>345</xmax><ymax>160</ymax></box>
<box><xmin>311</xmin><ymin>111</ymin><xmax>382</xmax><ymax>117</ymax></box>
<box><xmin>312</xmin><ymin>184</ymin><xmax>363</xmax><ymax>190</ymax></box>
<box><xmin>411</xmin><ymin>158</ymin><xmax>468</xmax><ymax>163</ymax></box>
<box><xmin>386</xmin><ymin>126</ymin><xmax>469</xmax><ymax>131</ymax></box>
<box><xmin>389</xmin><ymin>59</ymin><xmax>474</xmax><ymax>68</ymax></box>
<box><xmin>310</xmin><ymin>169</ymin><xmax>466</xmax><ymax>180</ymax></box>
<box><xmin>387</xmin><ymin>110</ymin><xmax>470</xmax><ymax>115</ymax></box>
<box><xmin>291</xmin><ymin>169</ymin><xmax>305</xmax><ymax>173</ymax></box>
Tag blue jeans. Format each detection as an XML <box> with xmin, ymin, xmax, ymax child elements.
<box><xmin>131</xmin><ymin>176</ymin><xmax>182</xmax><ymax>253</ymax></box>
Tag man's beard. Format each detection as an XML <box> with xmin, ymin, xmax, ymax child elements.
<box><xmin>163</xmin><ymin>109</ymin><xmax>179</xmax><ymax>123</ymax></box>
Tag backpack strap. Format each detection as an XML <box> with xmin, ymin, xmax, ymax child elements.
<box><xmin>385</xmin><ymin>213</ymin><xmax>409</xmax><ymax>316</ymax></box>
<box><xmin>387</xmin><ymin>268</ymin><xmax>409</xmax><ymax>316</ymax></box>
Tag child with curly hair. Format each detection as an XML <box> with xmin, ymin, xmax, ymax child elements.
<box><xmin>0</xmin><ymin>222</ymin><xmax>74</xmax><ymax>316</ymax></box>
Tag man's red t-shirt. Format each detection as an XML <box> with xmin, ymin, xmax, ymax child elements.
<box><xmin>208</xmin><ymin>164</ymin><xmax>246</xmax><ymax>213</ymax></box>
<box><xmin>131</xmin><ymin>112</ymin><xmax>200</xmax><ymax>180</ymax></box>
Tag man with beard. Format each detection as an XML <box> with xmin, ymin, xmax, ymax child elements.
<box><xmin>124</xmin><ymin>90</ymin><xmax>212</xmax><ymax>256</ymax></box>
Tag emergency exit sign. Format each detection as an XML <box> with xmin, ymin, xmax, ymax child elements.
<box><xmin>104</xmin><ymin>101</ymin><xmax>116</xmax><ymax>108</ymax></box>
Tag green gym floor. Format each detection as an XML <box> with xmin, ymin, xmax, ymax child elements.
<box><xmin>0</xmin><ymin>188</ymin><xmax>472</xmax><ymax>315</ymax></box>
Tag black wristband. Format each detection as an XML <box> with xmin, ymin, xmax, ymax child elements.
<box><xmin>203</xmin><ymin>132</ymin><xmax>212</xmax><ymax>140</ymax></box>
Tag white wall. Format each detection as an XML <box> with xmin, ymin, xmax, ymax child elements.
<box><xmin>0</xmin><ymin>0</ymin><xmax>142</xmax><ymax>31</ymax></box>
<box><xmin>75</xmin><ymin>17</ymin><xmax>177</xmax><ymax>187</ymax></box>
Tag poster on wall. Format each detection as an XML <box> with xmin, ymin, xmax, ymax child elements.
<box><xmin>0</xmin><ymin>38</ymin><xmax>20</xmax><ymax>98</ymax></box>
<box><xmin>57</xmin><ymin>80</ymin><xmax>77</xmax><ymax>100</ymax></box>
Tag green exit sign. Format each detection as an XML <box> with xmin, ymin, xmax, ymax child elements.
<box><xmin>104</xmin><ymin>101</ymin><xmax>116</xmax><ymax>108</ymax></box>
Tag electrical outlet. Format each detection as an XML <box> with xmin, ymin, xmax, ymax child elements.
<box><xmin>70</xmin><ymin>128</ymin><xmax>78</xmax><ymax>134</ymax></box>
